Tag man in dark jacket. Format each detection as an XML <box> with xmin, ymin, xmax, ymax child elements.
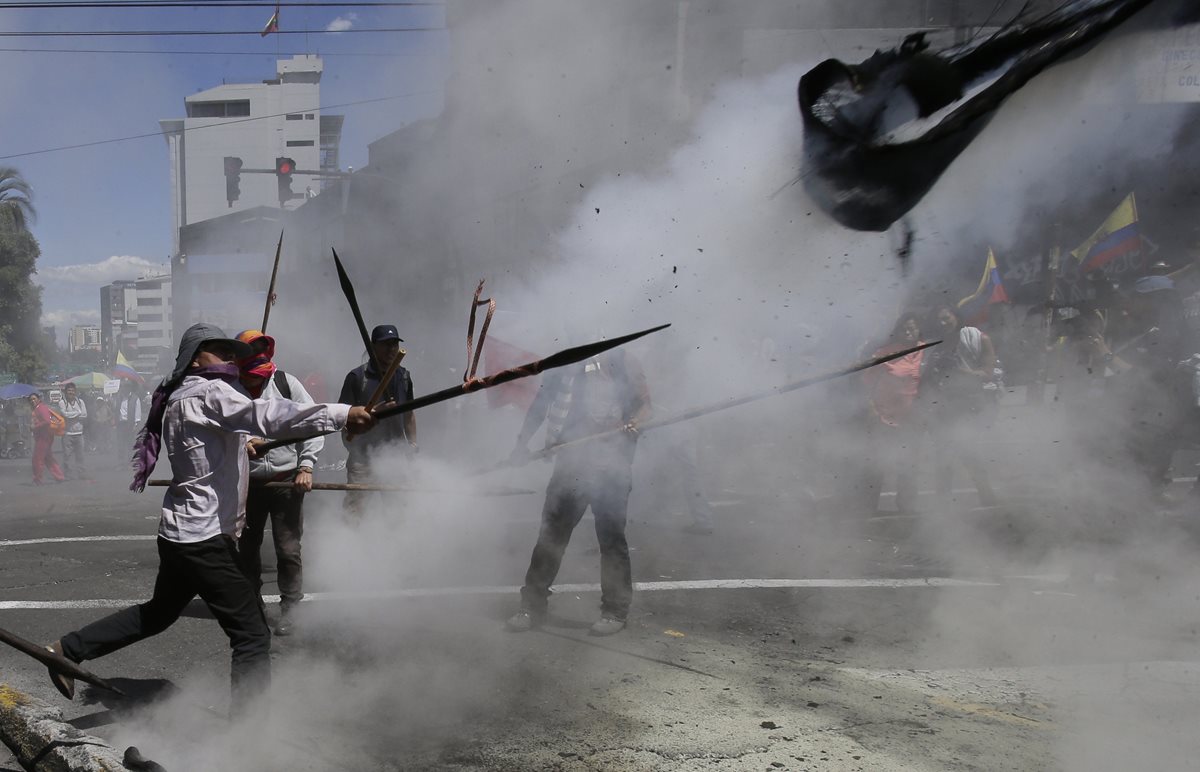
<box><xmin>337</xmin><ymin>324</ymin><xmax>417</xmax><ymax>518</ymax></box>
<box><xmin>505</xmin><ymin>349</ymin><xmax>651</xmax><ymax>636</ymax></box>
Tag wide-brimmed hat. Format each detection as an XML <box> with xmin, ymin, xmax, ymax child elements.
<box><xmin>170</xmin><ymin>323</ymin><xmax>253</xmax><ymax>383</ymax></box>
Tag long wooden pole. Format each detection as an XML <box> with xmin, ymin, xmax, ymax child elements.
<box><xmin>0</xmin><ymin>626</ymin><xmax>125</xmax><ymax>695</ymax></box>
<box><xmin>261</xmin><ymin>230</ymin><xmax>284</xmax><ymax>332</ymax></box>
<box><xmin>477</xmin><ymin>340</ymin><xmax>941</xmax><ymax>474</ymax></box>
<box><xmin>146</xmin><ymin>479</ymin><xmax>534</xmax><ymax>495</ymax></box>
<box><xmin>253</xmin><ymin>323</ymin><xmax>671</xmax><ymax>453</ymax></box>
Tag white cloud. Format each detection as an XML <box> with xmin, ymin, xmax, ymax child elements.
<box><xmin>38</xmin><ymin>255</ymin><xmax>167</xmax><ymax>285</ymax></box>
<box><xmin>325</xmin><ymin>13</ymin><xmax>357</xmax><ymax>32</ymax></box>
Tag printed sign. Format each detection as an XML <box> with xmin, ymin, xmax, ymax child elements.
<box><xmin>103</xmin><ymin>379</ymin><xmax>121</xmax><ymax>395</ymax></box>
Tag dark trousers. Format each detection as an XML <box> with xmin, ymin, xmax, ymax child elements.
<box><xmin>520</xmin><ymin>458</ymin><xmax>634</xmax><ymax>619</ymax></box>
<box><xmin>60</xmin><ymin>535</ymin><xmax>271</xmax><ymax>714</ymax></box>
<box><xmin>240</xmin><ymin>485</ymin><xmax>305</xmax><ymax>610</ymax></box>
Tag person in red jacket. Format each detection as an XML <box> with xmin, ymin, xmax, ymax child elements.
<box><xmin>28</xmin><ymin>393</ymin><xmax>65</xmax><ymax>485</ymax></box>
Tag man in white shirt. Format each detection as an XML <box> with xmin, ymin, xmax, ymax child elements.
<box><xmin>56</xmin><ymin>383</ymin><xmax>88</xmax><ymax>480</ymax></box>
<box><xmin>234</xmin><ymin>329</ymin><xmax>320</xmax><ymax>637</ymax></box>
<box><xmin>46</xmin><ymin>323</ymin><xmax>376</xmax><ymax>714</ymax></box>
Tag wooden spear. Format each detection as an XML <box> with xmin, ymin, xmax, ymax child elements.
<box><xmin>261</xmin><ymin>230</ymin><xmax>284</xmax><ymax>332</ymax></box>
<box><xmin>332</xmin><ymin>247</ymin><xmax>396</xmax><ymax>403</ymax></box>
<box><xmin>0</xmin><ymin>625</ymin><xmax>126</xmax><ymax>696</ymax></box>
<box><xmin>146</xmin><ymin>479</ymin><xmax>534</xmax><ymax>495</ymax></box>
<box><xmin>476</xmin><ymin>339</ymin><xmax>942</xmax><ymax>474</ymax></box>
<box><xmin>253</xmin><ymin>323</ymin><xmax>671</xmax><ymax>453</ymax></box>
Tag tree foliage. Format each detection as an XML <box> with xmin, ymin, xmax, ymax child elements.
<box><xmin>0</xmin><ymin>168</ymin><xmax>48</xmax><ymax>382</ymax></box>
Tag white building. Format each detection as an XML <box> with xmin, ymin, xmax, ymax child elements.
<box><xmin>159</xmin><ymin>55</ymin><xmax>343</xmax><ymax>253</ymax></box>
<box><xmin>99</xmin><ymin>274</ymin><xmax>172</xmax><ymax>372</ymax></box>
<box><xmin>68</xmin><ymin>325</ymin><xmax>102</xmax><ymax>354</ymax></box>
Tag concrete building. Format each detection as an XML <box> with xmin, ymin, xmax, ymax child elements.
<box><xmin>159</xmin><ymin>55</ymin><xmax>343</xmax><ymax>254</ymax></box>
<box><xmin>68</xmin><ymin>326</ymin><xmax>102</xmax><ymax>354</ymax></box>
<box><xmin>99</xmin><ymin>275</ymin><xmax>172</xmax><ymax>372</ymax></box>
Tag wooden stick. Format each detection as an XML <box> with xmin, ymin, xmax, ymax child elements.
<box><xmin>0</xmin><ymin>625</ymin><xmax>126</xmax><ymax>696</ymax></box>
<box><xmin>145</xmin><ymin>479</ymin><xmax>535</xmax><ymax>495</ymax></box>
<box><xmin>365</xmin><ymin>349</ymin><xmax>405</xmax><ymax>412</ymax></box>
<box><xmin>254</xmin><ymin>323</ymin><xmax>671</xmax><ymax>453</ymax></box>
<box><xmin>476</xmin><ymin>339</ymin><xmax>943</xmax><ymax>474</ymax></box>
<box><xmin>261</xmin><ymin>230</ymin><xmax>284</xmax><ymax>332</ymax></box>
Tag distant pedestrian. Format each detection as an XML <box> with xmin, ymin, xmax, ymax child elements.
<box><xmin>116</xmin><ymin>386</ymin><xmax>143</xmax><ymax>456</ymax></box>
<box><xmin>57</xmin><ymin>383</ymin><xmax>88</xmax><ymax>480</ymax></box>
<box><xmin>28</xmin><ymin>394</ymin><xmax>64</xmax><ymax>485</ymax></box>
<box><xmin>857</xmin><ymin>313</ymin><xmax>926</xmax><ymax>514</ymax></box>
<box><xmin>923</xmin><ymin>306</ymin><xmax>999</xmax><ymax>507</ymax></box>
<box><xmin>91</xmin><ymin>396</ymin><xmax>114</xmax><ymax>454</ymax></box>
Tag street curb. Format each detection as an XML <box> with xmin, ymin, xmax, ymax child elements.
<box><xmin>0</xmin><ymin>684</ymin><xmax>126</xmax><ymax>771</ymax></box>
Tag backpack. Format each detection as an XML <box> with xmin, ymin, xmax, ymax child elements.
<box><xmin>272</xmin><ymin>370</ymin><xmax>293</xmax><ymax>400</ymax></box>
<box><xmin>47</xmin><ymin>409</ymin><xmax>66</xmax><ymax>437</ymax></box>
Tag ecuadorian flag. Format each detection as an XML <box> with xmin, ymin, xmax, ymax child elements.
<box><xmin>957</xmin><ymin>248</ymin><xmax>1009</xmax><ymax>325</ymax></box>
<box><xmin>1071</xmin><ymin>193</ymin><xmax>1141</xmax><ymax>275</ymax></box>
<box><xmin>112</xmin><ymin>351</ymin><xmax>145</xmax><ymax>385</ymax></box>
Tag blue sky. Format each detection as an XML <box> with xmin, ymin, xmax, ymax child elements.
<box><xmin>0</xmin><ymin>2</ymin><xmax>447</xmax><ymax>340</ymax></box>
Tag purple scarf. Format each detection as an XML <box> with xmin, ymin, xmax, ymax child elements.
<box><xmin>129</xmin><ymin>364</ymin><xmax>241</xmax><ymax>492</ymax></box>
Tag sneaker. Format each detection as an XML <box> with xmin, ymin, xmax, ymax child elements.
<box><xmin>589</xmin><ymin>615</ymin><xmax>626</xmax><ymax>636</ymax></box>
<box><xmin>505</xmin><ymin>609</ymin><xmax>542</xmax><ymax>632</ymax></box>
<box><xmin>45</xmin><ymin>640</ymin><xmax>75</xmax><ymax>700</ymax></box>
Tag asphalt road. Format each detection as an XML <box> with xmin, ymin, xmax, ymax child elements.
<box><xmin>0</xmin><ymin>448</ymin><xmax>1198</xmax><ymax>771</ymax></box>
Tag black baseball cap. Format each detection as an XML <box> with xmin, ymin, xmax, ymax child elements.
<box><xmin>371</xmin><ymin>324</ymin><xmax>404</xmax><ymax>343</ymax></box>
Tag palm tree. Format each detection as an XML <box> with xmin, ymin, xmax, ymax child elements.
<box><xmin>0</xmin><ymin>167</ymin><xmax>35</xmax><ymax>232</ymax></box>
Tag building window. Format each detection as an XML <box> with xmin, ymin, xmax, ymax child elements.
<box><xmin>305</xmin><ymin>114</ymin><xmax>315</xmax><ymax>120</ymax></box>
<box><xmin>188</xmin><ymin>100</ymin><xmax>251</xmax><ymax>118</ymax></box>
<box><xmin>285</xmin><ymin>113</ymin><xmax>304</xmax><ymax>121</ymax></box>
<box><xmin>139</xmin><ymin>297</ymin><xmax>163</xmax><ymax>306</ymax></box>
<box><xmin>139</xmin><ymin>313</ymin><xmax>164</xmax><ymax>322</ymax></box>
<box><xmin>286</xmin><ymin>140</ymin><xmax>315</xmax><ymax>147</ymax></box>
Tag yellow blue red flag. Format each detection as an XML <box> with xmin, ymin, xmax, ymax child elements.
<box><xmin>1070</xmin><ymin>193</ymin><xmax>1140</xmax><ymax>275</ymax></box>
<box><xmin>957</xmin><ymin>248</ymin><xmax>1009</xmax><ymax>325</ymax></box>
<box><xmin>112</xmin><ymin>351</ymin><xmax>145</xmax><ymax>385</ymax></box>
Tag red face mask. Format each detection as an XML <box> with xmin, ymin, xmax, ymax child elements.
<box><xmin>235</xmin><ymin>331</ymin><xmax>277</xmax><ymax>397</ymax></box>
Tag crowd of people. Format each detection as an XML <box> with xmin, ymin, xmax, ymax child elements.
<box><xmin>20</xmin><ymin>256</ymin><xmax>1200</xmax><ymax>714</ymax></box>
<box><xmin>840</xmin><ymin>264</ymin><xmax>1200</xmax><ymax>523</ymax></box>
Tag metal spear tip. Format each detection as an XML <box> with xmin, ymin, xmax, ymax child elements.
<box><xmin>541</xmin><ymin>323</ymin><xmax>671</xmax><ymax>370</ymax></box>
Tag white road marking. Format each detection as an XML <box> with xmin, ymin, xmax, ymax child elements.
<box><xmin>0</xmin><ymin>535</ymin><xmax>156</xmax><ymax>548</ymax></box>
<box><xmin>0</xmin><ymin>576</ymin><xmax>1012</xmax><ymax>610</ymax></box>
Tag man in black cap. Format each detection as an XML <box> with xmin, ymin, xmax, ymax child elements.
<box><xmin>337</xmin><ymin>324</ymin><xmax>417</xmax><ymax>518</ymax></box>
<box><xmin>45</xmin><ymin>323</ymin><xmax>376</xmax><ymax>714</ymax></box>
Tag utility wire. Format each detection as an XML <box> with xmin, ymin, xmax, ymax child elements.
<box><xmin>0</xmin><ymin>88</ymin><xmax>439</xmax><ymax>160</ymax></box>
<box><xmin>0</xmin><ymin>46</ymin><xmax>427</xmax><ymax>55</ymax></box>
<box><xmin>0</xmin><ymin>26</ymin><xmax>441</xmax><ymax>36</ymax></box>
<box><xmin>0</xmin><ymin>1</ymin><xmax>439</xmax><ymax>7</ymax></box>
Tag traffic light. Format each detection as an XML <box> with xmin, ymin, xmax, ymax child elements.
<box><xmin>223</xmin><ymin>156</ymin><xmax>243</xmax><ymax>207</ymax></box>
<box><xmin>275</xmin><ymin>156</ymin><xmax>296</xmax><ymax>206</ymax></box>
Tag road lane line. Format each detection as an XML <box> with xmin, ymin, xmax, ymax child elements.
<box><xmin>0</xmin><ymin>576</ymin><xmax>1013</xmax><ymax>610</ymax></box>
<box><xmin>0</xmin><ymin>535</ymin><xmax>156</xmax><ymax>548</ymax></box>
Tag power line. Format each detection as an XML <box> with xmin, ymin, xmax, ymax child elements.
<box><xmin>0</xmin><ymin>1</ymin><xmax>439</xmax><ymax>6</ymax></box>
<box><xmin>0</xmin><ymin>89</ymin><xmax>440</xmax><ymax>160</ymax></box>
<box><xmin>0</xmin><ymin>46</ymin><xmax>427</xmax><ymax>55</ymax></box>
<box><xmin>0</xmin><ymin>26</ymin><xmax>442</xmax><ymax>36</ymax></box>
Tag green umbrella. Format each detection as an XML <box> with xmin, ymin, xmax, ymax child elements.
<box><xmin>65</xmin><ymin>372</ymin><xmax>110</xmax><ymax>390</ymax></box>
